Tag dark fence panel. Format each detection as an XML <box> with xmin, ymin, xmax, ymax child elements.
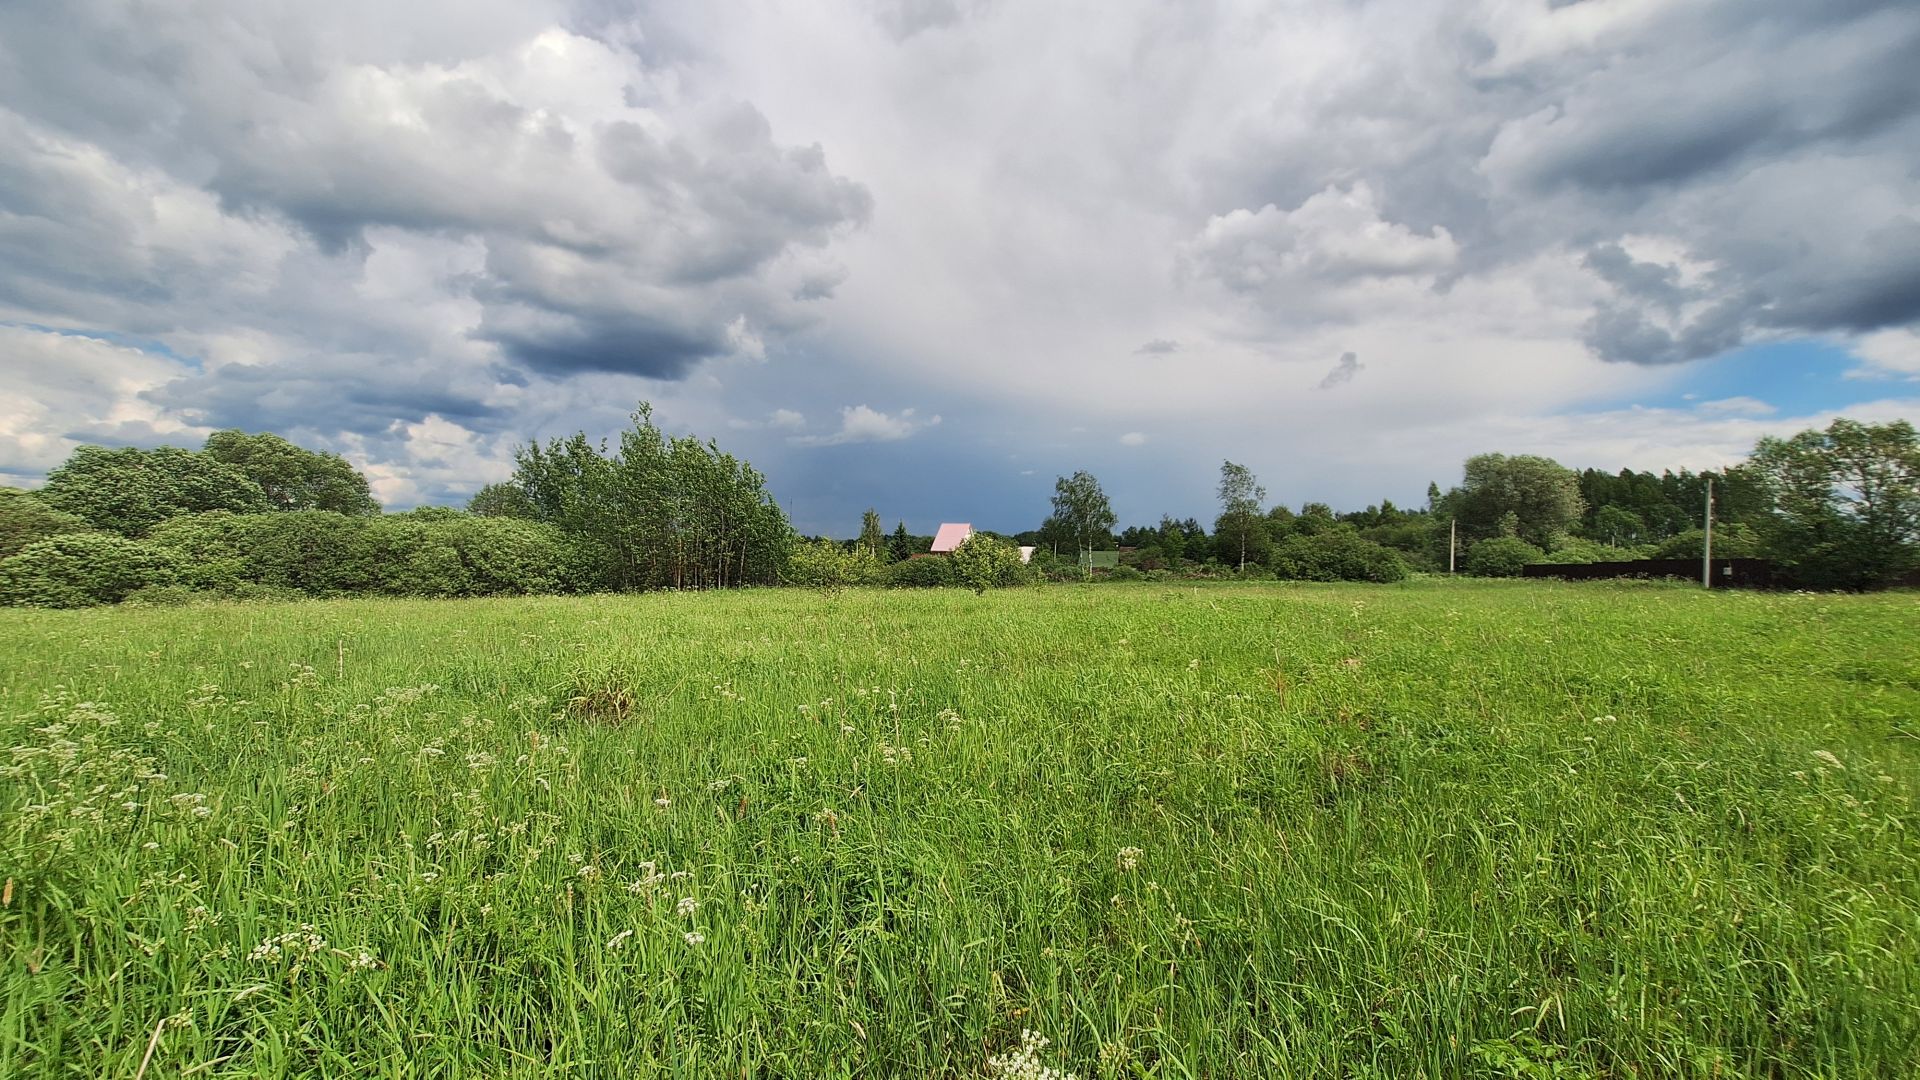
<box><xmin>1523</xmin><ymin>558</ymin><xmax>1777</xmax><ymax>588</ymax></box>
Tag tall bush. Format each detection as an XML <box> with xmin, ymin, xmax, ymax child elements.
<box><xmin>1464</xmin><ymin>536</ymin><xmax>1544</xmax><ymax>577</ymax></box>
<box><xmin>0</xmin><ymin>533</ymin><xmax>182</xmax><ymax>607</ymax></box>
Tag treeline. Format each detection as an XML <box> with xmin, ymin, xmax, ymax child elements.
<box><xmin>0</xmin><ymin>407</ymin><xmax>795</xmax><ymax>607</ymax></box>
<box><xmin>988</xmin><ymin>417</ymin><xmax>1917</xmax><ymax>588</ymax></box>
<box><xmin>4</xmin><ymin>410</ymin><xmax>1912</xmax><ymax>606</ymax></box>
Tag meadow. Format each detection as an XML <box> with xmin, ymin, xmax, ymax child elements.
<box><xmin>1</xmin><ymin>580</ymin><xmax>1916</xmax><ymax>1078</ymax></box>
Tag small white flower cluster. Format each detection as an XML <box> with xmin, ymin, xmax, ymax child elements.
<box><xmin>606</xmin><ymin>928</ymin><xmax>635</xmax><ymax>951</ymax></box>
<box><xmin>683</xmin><ymin>931</ymin><xmax>706</xmax><ymax>946</ymax></box>
<box><xmin>987</xmin><ymin>1030</ymin><xmax>1080</xmax><ymax>1080</ymax></box>
<box><xmin>1116</xmin><ymin>847</ymin><xmax>1142</xmax><ymax>873</ymax></box>
<box><xmin>249</xmin><ymin>925</ymin><xmax>327</xmax><ymax>964</ymax></box>
<box><xmin>676</xmin><ymin>896</ymin><xmax>699</xmax><ymax>918</ymax></box>
<box><xmin>627</xmin><ymin>860</ymin><xmax>666</xmax><ymax>895</ymax></box>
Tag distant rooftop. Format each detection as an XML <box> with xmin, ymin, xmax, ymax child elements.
<box><xmin>930</xmin><ymin>522</ymin><xmax>973</xmax><ymax>553</ymax></box>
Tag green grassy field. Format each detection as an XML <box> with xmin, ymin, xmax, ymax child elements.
<box><xmin>2</xmin><ymin>581</ymin><xmax>1917</xmax><ymax>1078</ymax></box>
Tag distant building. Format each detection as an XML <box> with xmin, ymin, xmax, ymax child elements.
<box><xmin>930</xmin><ymin>523</ymin><xmax>973</xmax><ymax>553</ymax></box>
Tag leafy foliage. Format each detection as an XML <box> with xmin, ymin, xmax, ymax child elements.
<box><xmin>38</xmin><ymin>446</ymin><xmax>270</xmax><ymax>536</ymax></box>
<box><xmin>1049</xmin><ymin>471</ymin><xmax>1116</xmax><ymax>575</ymax></box>
<box><xmin>466</xmin><ymin>481</ymin><xmax>538</xmax><ymax>519</ymax></box>
<box><xmin>0</xmin><ymin>532</ymin><xmax>182</xmax><ymax>606</ymax></box>
<box><xmin>784</xmin><ymin>539</ymin><xmax>885</xmax><ymax>591</ymax></box>
<box><xmin>1270</xmin><ymin>529</ymin><xmax>1410</xmax><ymax>582</ymax></box>
<box><xmin>1464</xmin><ymin>536</ymin><xmax>1545</xmax><ymax>577</ymax></box>
<box><xmin>1216</xmin><ymin>460</ymin><xmax>1267</xmax><ymax>570</ymax></box>
<box><xmin>1441</xmin><ymin>454</ymin><xmax>1585</xmax><ymax>550</ymax></box>
<box><xmin>510</xmin><ymin>404</ymin><xmax>792</xmax><ymax>590</ymax></box>
<box><xmin>947</xmin><ymin>534</ymin><xmax>1031</xmax><ymax>593</ymax></box>
<box><xmin>1746</xmin><ymin>418</ymin><xmax>1920</xmax><ymax>588</ymax></box>
<box><xmin>202</xmin><ymin>430</ymin><xmax>378</xmax><ymax>514</ymax></box>
<box><xmin>886</xmin><ymin>555</ymin><xmax>956</xmax><ymax>588</ymax></box>
<box><xmin>0</xmin><ymin>490</ymin><xmax>90</xmax><ymax>559</ymax></box>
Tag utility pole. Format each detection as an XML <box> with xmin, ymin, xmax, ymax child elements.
<box><xmin>1448</xmin><ymin>517</ymin><xmax>1457</xmax><ymax>574</ymax></box>
<box><xmin>1702</xmin><ymin>477</ymin><xmax>1714</xmax><ymax>589</ymax></box>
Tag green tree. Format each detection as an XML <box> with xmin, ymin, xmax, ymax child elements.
<box><xmin>1588</xmin><ymin>505</ymin><xmax>1647</xmax><ymax>547</ymax></box>
<box><xmin>468</xmin><ymin>481</ymin><xmax>537</xmax><ymax>519</ymax></box>
<box><xmin>858</xmin><ymin>509</ymin><xmax>885</xmax><ymax>560</ymax></box>
<box><xmin>38</xmin><ymin>445</ymin><xmax>270</xmax><ymax>536</ymax></box>
<box><xmin>1216</xmin><ymin>461</ymin><xmax>1266</xmax><ymax>570</ymax></box>
<box><xmin>1745</xmin><ymin>418</ymin><xmax>1920</xmax><ymax>588</ymax></box>
<box><xmin>202</xmin><ymin>430</ymin><xmax>379</xmax><ymax>514</ymax></box>
<box><xmin>888</xmin><ymin>521</ymin><xmax>914</xmax><ymax>563</ymax></box>
<box><xmin>1050</xmin><ymin>471</ymin><xmax>1116</xmax><ymax>578</ymax></box>
<box><xmin>508</xmin><ymin>403</ymin><xmax>793</xmax><ymax>591</ymax></box>
<box><xmin>0</xmin><ymin>490</ymin><xmax>89</xmax><ymax>559</ymax></box>
<box><xmin>948</xmin><ymin>533</ymin><xmax>1028</xmax><ymax>594</ymax></box>
<box><xmin>1443</xmin><ymin>454</ymin><xmax>1585</xmax><ymax>550</ymax></box>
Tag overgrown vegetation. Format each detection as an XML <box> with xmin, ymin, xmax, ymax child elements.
<box><xmin>2</xmin><ymin>582</ymin><xmax>1915</xmax><ymax>1077</ymax></box>
<box><xmin>3</xmin><ymin>415</ymin><xmax>1915</xmax><ymax>606</ymax></box>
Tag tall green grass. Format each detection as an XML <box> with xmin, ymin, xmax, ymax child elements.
<box><xmin>2</xmin><ymin>580</ymin><xmax>1916</xmax><ymax>1078</ymax></box>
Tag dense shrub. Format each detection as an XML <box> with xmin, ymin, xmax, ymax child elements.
<box><xmin>1102</xmin><ymin>565</ymin><xmax>1144</xmax><ymax>582</ymax></box>
<box><xmin>1464</xmin><ymin>536</ymin><xmax>1545</xmax><ymax>577</ymax></box>
<box><xmin>146</xmin><ymin>510</ymin><xmax>576</xmax><ymax>599</ymax></box>
<box><xmin>1270</xmin><ymin>530</ymin><xmax>1410</xmax><ymax>583</ymax></box>
<box><xmin>948</xmin><ymin>535</ymin><xmax>1033</xmax><ymax>592</ymax></box>
<box><xmin>449</xmin><ymin>517</ymin><xmax>578</xmax><ymax>595</ymax></box>
<box><xmin>784</xmin><ymin>539</ymin><xmax>886</xmax><ymax>590</ymax></box>
<box><xmin>886</xmin><ymin>555</ymin><xmax>955</xmax><ymax>588</ymax></box>
<box><xmin>1534</xmin><ymin>538</ymin><xmax>1648</xmax><ymax>565</ymax></box>
<box><xmin>0</xmin><ymin>533</ymin><xmax>182</xmax><ymax>607</ymax></box>
<box><xmin>0</xmin><ymin>491</ymin><xmax>90</xmax><ymax>559</ymax></box>
<box><xmin>1651</xmin><ymin>525</ymin><xmax>1762</xmax><ymax>560</ymax></box>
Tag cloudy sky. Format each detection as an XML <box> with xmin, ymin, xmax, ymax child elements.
<box><xmin>3</xmin><ymin>0</ymin><xmax>1918</xmax><ymax>535</ymax></box>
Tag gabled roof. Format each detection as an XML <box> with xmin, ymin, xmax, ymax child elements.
<box><xmin>930</xmin><ymin>522</ymin><xmax>973</xmax><ymax>553</ymax></box>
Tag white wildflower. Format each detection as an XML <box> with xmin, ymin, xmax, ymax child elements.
<box><xmin>606</xmin><ymin>929</ymin><xmax>635</xmax><ymax>951</ymax></box>
<box><xmin>987</xmin><ymin>1029</ymin><xmax>1080</xmax><ymax>1080</ymax></box>
<box><xmin>683</xmin><ymin>931</ymin><xmax>705</xmax><ymax>946</ymax></box>
<box><xmin>676</xmin><ymin>896</ymin><xmax>699</xmax><ymax>918</ymax></box>
<box><xmin>1116</xmin><ymin>847</ymin><xmax>1141</xmax><ymax>873</ymax></box>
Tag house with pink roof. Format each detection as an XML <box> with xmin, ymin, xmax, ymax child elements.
<box><xmin>930</xmin><ymin>522</ymin><xmax>973</xmax><ymax>553</ymax></box>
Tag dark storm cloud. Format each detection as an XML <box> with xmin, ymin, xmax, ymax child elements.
<box><xmin>478</xmin><ymin>318</ymin><xmax>721</xmax><ymax>379</ymax></box>
<box><xmin>143</xmin><ymin>355</ymin><xmax>512</xmax><ymax>435</ymax></box>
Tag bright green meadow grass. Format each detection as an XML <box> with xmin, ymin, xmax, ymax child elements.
<box><xmin>2</xmin><ymin>581</ymin><xmax>1917</xmax><ymax>1078</ymax></box>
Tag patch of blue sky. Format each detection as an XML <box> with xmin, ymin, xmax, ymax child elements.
<box><xmin>1</xmin><ymin>321</ymin><xmax>202</xmax><ymax>371</ymax></box>
<box><xmin>1583</xmin><ymin>339</ymin><xmax>1889</xmax><ymax>417</ymax></box>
